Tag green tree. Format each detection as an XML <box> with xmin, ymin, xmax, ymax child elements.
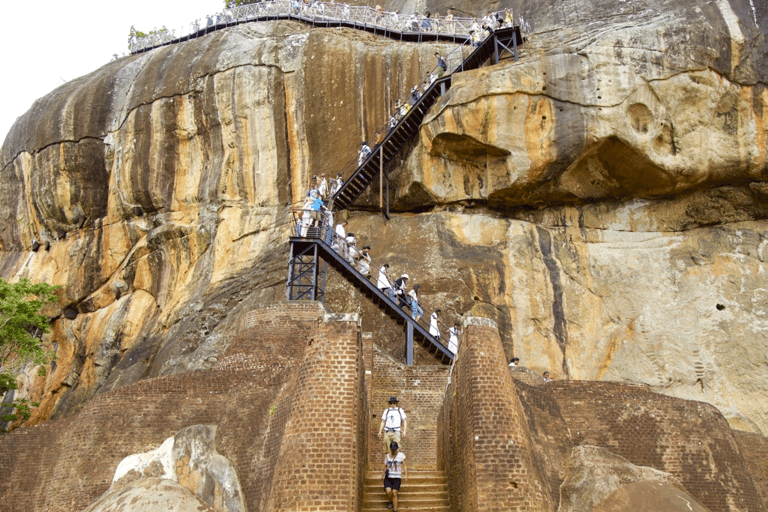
<box><xmin>127</xmin><ymin>25</ymin><xmax>170</xmax><ymax>50</ymax></box>
<box><xmin>0</xmin><ymin>278</ymin><xmax>58</xmax><ymax>433</ymax></box>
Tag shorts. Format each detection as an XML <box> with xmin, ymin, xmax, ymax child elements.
<box><xmin>383</xmin><ymin>476</ymin><xmax>402</xmax><ymax>491</ymax></box>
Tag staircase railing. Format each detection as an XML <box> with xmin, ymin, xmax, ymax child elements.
<box><xmin>288</xmin><ymin>209</ymin><xmax>455</xmax><ymax>363</ymax></box>
<box><xmin>130</xmin><ymin>0</ymin><xmax>530</xmax><ymax>54</ymax></box>
<box><xmin>330</xmin><ymin>26</ymin><xmax>522</xmax><ymax>211</ymax></box>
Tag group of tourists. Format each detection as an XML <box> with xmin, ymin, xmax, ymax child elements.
<box><xmin>295</xmin><ymin>176</ymin><xmax>462</xmax><ymax>354</ymax></box>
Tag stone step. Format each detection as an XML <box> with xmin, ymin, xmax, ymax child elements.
<box><xmin>362</xmin><ymin>470</ymin><xmax>449</xmax><ymax>512</ymax></box>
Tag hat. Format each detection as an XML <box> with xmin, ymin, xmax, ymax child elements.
<box><xmin>402</xmin><ymin>274</ymin><xmax>409</xmax><ymax>279</ymax></box>
<box><xmin>388</xmin><ymin>396</ymin><xmax>399</xmax><ymax>403</ymax></box>
<box><xmin>389</xmin><ymin>441</ymin><xmax>399</xmax><ymax>451</ymax></box>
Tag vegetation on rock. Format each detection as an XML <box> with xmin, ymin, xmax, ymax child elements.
<box><xmin>0</xmin><ymin>278</ymin><xmax>58</xmax><ymax>432</ymax></box>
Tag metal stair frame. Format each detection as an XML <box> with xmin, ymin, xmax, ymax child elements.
<box><xmin>331</xmin><ymin>26</ymin><xmax>522</xmax><ymax>211</ymax></box>
<box><xmin>288</xmin><ymin>230</ymin><xmax>454</xmax><ymax>364</ymax></box>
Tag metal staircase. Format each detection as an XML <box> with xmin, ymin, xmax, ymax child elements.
<box><xmin>287</xmin><ymin>224</ymin><xmax>453</xmax><ymax>364</ymax></box>
<box><xmin>331</xmin><ymin>26</ymin><xmax>523</xmax><ymax>212</ymax></box>
<box><xmin>287</xmin><ymin>25</ymin><xmax>525</xmax><ymax>365</ymax></box>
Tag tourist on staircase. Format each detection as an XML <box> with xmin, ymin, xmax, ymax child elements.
<box><xmin>377</xmin><ymin>263</ymin><xmax>395</xmax><ymax>301</ymax></box>
<box><xmin>435</xmin><ymin>51</ymin><xmax>447</xmax><ymax>77</ymax></box>
<box><xmin>378</xmin><ymin>396</ymin><xmax>407</xmax><ymax>452</ymax></box>
<box><xmin>346</xmin><ymin>232</ymin><xmax>358</xmax><ymax>263</ymax></box>
<box><xmin>358</xmin><ymin>141</ymin><xmax>372</xmax><ymax>166</ymax></box>
<box><xmin>393</xmin><ymin>274</ymin><xmax>409</xmax><ymax>307</ymax></box>
<box><xmin>448</xmin><ymin>321</ymin><xmax>461</xmax><ymax>354</ymax></box>
<box><xmin>329</xmin><ymin>173</ymin><xmax>343</xmax><ymax>197</ymax></box>
<box><xmin>358</xmin><ymin>245</ymin><xmax>371</xmax><ymax>277</ymax></box>
<box><xmin>408</xmin><ymin>284</ymin><xmax>422</xmax><ymax>321</ymax></box>
<box><xmin>317</xmin><ymin>173</ymin><xmax>328</xmax><ymax>201</ymax></box>
<box><xmin>429</xmin><ymin>309</ymin><xmax>441</xmax><ymax>341</ymax></box>
<box><xmin>335</xmin><ymin>220</ymin><xmax>348</xmax><ymax>259</ymax></box>
<box><xmin>382</xmin><ymin>441</ymin><xmax>407</xmax><ymax>512</ymax></box>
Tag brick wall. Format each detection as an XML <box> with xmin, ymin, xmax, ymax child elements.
<box><xmin>369</xmin><ymin>346</ymin><xmax>450</xmax><ymax>470</ymax></box>
<box><xmin>264</xmin><ymin>311</ymin><xmax>366</xmax><ymax>512</ymax></box>
<box><xmin>734</xmin><ymin>430</ymin><xmax>768</xmax><ymax>510</ymax></box>
<box><xmin>0</xmin><ymin>302</ymin><xmax>368</xmax><ymax>512</ymax></box>
<box><xmin>438</xmin><ymin>317</ymin><xmax>553</xmax><ymax>512</ymax></box>
<box><xmin>548</xmin><ymin>381</ymin><xmax>765</xmax><ymax>512</ymax></box>
<box><xmin>0</xmin><ymin>368</ymin><xmax>293</xmax><ymax>512</ymax></box>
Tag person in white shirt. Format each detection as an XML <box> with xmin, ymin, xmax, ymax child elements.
<box><xmin>377</xmin><ymin>263</ymin><xmax>394</xmax><ymax>301</ymax></box>
<box><xmin>429</xmin><ymin>309</ymin><xmax>441</xmax><ymax>341</ymax></box>
<box><xmin>358</xmin><ymin>142</ymin><xmax>372</xmax><ymax>166</ymax></box>
<box><xmin>508</xmin><ymin>357</ymin><xmax>519</xmax><ymax>368</ymax></box>
<box><xmin>317</xmin><ymin>173</ymin><xmax>328</xmax><ymax>200</ymax></box>
<box><xmin>358</xmin><ymin>246</ymin><xmax>372</xmax><ymax>277</ymax></box>
<box><xmin>381</xmin><ymin>441</ymin><xmax>407</xmax><ymax>512</ymax></box>
<box><xmin>448</xmin><ymin>322</ymin><xmax>460</xmax><ymax>354</ymax></box>
<box><xmin>378</xmin><ymin>396</ymin><xmax>407</xmax><ymax>453</ymax></box>
<box><xmin>335</xmin><ymin>220</ymin><xmax>348</xmax><ymax>259</ymax></box>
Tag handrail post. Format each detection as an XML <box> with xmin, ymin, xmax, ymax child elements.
<box><xmin>379</xmin><ymin>146</ymin><xmax>384</xmax><ymax>213</ymax></box>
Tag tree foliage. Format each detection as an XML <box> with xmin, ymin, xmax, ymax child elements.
<box><xmin>0</xmin><ymin>278</ymin><xmax>58</xmax><ymax>432</ymax></box>
<box><xmin>127</xmin><ymin>25</ymin><xmax>170</xmax><ymax>49</ymax></box>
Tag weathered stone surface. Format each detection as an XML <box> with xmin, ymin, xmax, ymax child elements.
<box><xmin>79</xmin><ymin>478</ymin><xmax>216</xmax><ymax>512</ymax></box>
<box><xmin>557</xmin><ymin>445</ymin><xmax>682</xmax><ymax>512</ymax></box>
<box><xmin>591</xmin><ymin>481</ymin><xmax>712</xmax><ymax>512</ymax></box>
<box><xmin>0</xmin><ymin>0</ymin><xmax>767</xmax><ymax>442</ymax></box>
<box><xmin>109</xmin><ymin>425</ymin><xmax>245</xmax><ymax>512</ymax></box>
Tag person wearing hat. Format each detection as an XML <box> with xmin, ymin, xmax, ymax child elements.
<box><xmin>381</xmin><ymin>440</ymin><xmax>407</xmax><ymax>511</ymax></box>
<box><xmin>358</xmin><ymin>245</ymin><xmax>372</xmax><ymax>277</ymax></box>
<box><xmin>378</xmin><ymin>396</ymin><xmax>407</xmax><ymax>453</ymax></box>
<box><xmin>393</xmin><ymin>274</ymin><xmax>409</xmax><ymax>307</ymax></box>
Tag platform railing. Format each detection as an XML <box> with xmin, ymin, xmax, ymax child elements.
<box><xmin>129</xmin><ymin>0</ymin><xmax>530</xmax><ymax>54</ymax></box>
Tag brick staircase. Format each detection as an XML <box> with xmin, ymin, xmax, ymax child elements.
<box><xmin>362</xmin><ymin>470</ymin><xmax>449</xmax><ymax>512</ymax></box>
<box><xmin>364</xmin><ymin>347</ymin><xmax>452</xmax><ymax>511</ymax></box>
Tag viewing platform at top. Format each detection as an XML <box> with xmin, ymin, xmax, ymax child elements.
<box><xmin>130</xmin><ymin>0</ymin><xmax>530</xmax><ymax>54</ymax></box>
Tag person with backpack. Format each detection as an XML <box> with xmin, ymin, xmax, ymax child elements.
<box><xmin>359</xmin><ymin>141</ymin><xmax>372</xmax><ymax>167</ymax></box>
<box><xmin>435</xmin><ymin>51</ymin><xmax>447</xmax><ymax>77</ymax></box>
<box><xmin>393</xmin><ymin>274</ymin><xmax>409</xmax><ymax>307</ymax></box>
<box><xmin>378</xmin><ymin>396</ymin><xmax>407</xmax><ymax>453</ymax></box>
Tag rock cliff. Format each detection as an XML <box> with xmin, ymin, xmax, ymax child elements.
<box><xmin>1</xmin><ymin>0</ymin><xmax>767</xmax><ymax>437</ymax></box>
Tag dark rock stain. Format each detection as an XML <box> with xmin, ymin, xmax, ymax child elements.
<box><xmin>536</xmin><ymin>226</ymin><xmax>569</xmax><ymax>378</ymax></box>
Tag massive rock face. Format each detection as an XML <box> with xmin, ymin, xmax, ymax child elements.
<box><xmin>1</xmin><ymin>0</ymin><xmax>767</xmax><ymax>437</ymax></box>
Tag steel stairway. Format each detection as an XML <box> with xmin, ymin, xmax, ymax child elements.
<box><xmin>331</xmin><ymin>26</ymin><xmax>523</xmax><ymax>212</ymax></box>
<box><xmin>287</xmin><ymin>227</ymin><xmax>454</xmax><ymax>364</ymax></box>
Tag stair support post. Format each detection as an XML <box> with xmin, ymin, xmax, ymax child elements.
<box><xmin>286</xmin><ymin>241</ymin><xmax>296</xmax><ymax>300</ymax></box>
<box><xmin>406</xmin><ymin>322</ymin><xmax>414</xmax><ymax>365</ymax></box>
<box><xmin>513</xmin><ymin>27</ymin><xmax>518</xmax><ymax>61</ymax></box>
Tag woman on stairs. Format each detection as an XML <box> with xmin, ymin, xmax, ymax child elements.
<box><xmin>382</xmin><ymin>441</ymin><xmax>407</xmax><ymax>512</ymax></box>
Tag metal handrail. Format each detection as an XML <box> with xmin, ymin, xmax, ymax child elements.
<box><xmin>331</xmin><ymin>26</ymin><xmax>524</xmax><ymax>207</ymax></box>
<box><xmin>129</xmin><ymin>1</ymin><xmax>531</xmax><ymax>54</ymax></box>
<box><xmin>288</xmin><ymin>208</ymin><xmax>456</xmax><ymax>350</ymax></box>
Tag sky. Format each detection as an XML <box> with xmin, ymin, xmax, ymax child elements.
<box><xmin>0</xmin><ymin>0</ymin><xmax>221</xmax><ymax>147</ymax></box>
